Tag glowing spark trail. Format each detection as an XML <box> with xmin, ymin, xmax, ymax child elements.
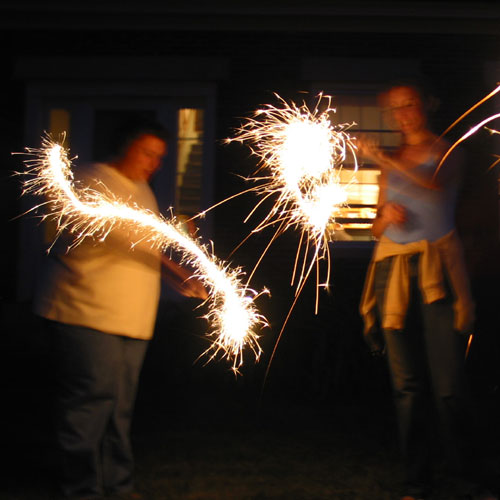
<box><xmin>440</xmin><ymin>84</ymin><xmax>500</xmax><ymax>139</ymax></box>
<box><xmin>224</xmin><ymin>94</ymin><xmax>358</xmax><ymax>310</ymax></box>
<box><xmin>436</xmin><ymin>113</ymin><xmax>500</xmax><ymax>174</ymax></box>
<box><xmin>434</xmin><ymin>83</ymin><xmax>500</xmax><ymax>179</ymax></box>
<box><xmin>433</xmin><ymin>84</ymin><xmax>500</xmax><ymax>365</ymax></box>
<box><xmin>20</xmin><ymin>137</ymin><xmax>268</xmax><ymax>373</ymax></box>
<box><xmin>216</xmin><ymin>94</ymin><xmax>359</xmax><ymax>389</ymax></box>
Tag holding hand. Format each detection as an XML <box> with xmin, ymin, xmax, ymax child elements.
<box><xmin>371</xmin><ymin>201</ymin><xmax>406</xmax><ymax>238</ymax></box>
<box><xmin>161</xmin><ymin>256</ymin><xmax>209</xmax><ymax>300</ymax></box>
<box><xmin>378</xmin><ymin>202</ymin><xmax>406</xmax><ymax>226</ymax></box>
<box><xmin>357</xmin><ymin>136</ymin><xmax>388</xmax><ymax>166</ymax></box>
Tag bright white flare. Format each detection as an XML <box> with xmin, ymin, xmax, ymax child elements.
<box><xmin>225</xmin><ymin>94</ymin><xmax>358</xmax><ymax>302</ymax></box>
<box><xmin>21</xmin><ymin>137</ymin><xmax>268</xmax><ymax>372</ymax></box>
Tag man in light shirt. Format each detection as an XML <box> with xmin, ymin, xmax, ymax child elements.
<box><xmin>34</xmin><ymin>119</ymin><xmax>206</xmax><ymax>500</ymax></box>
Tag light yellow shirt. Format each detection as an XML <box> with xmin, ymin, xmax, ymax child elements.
<box><xmin>34</xmin><ymin>163</ymin><xmax>161</xmax><ymax>340</ymax></box>
<box><xmin>360</xmin><ymin>230</ymin><xmax>474</xmax><ymax>336</ymax></box>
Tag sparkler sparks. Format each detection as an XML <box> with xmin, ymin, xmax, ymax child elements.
<box><xmin>224</xmin><ymin>94</ymin><xmax>358</xmax><ymax>310</ymax></box>
<box><xmin>434</xmin><ymin>83</ymin><xmax>500</xmax><ymax>179</ymax></box>
<box><xmin>20</xmin><ymin>136</ymin><xmax>268</xmax><ymax>373</ymax></box>
<box><xmin>216</xmin><ymin>94</ymin><xmax>360</xmax><ymax>387</ymax></box>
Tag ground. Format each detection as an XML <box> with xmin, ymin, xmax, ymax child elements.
<box><xmin>1</xmin><ymin>298</ymin><xmax>499</xmax><ymax>500</ymax></box>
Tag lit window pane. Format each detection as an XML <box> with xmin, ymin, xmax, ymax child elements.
<box><xmin>361</xmin><ymin>106</ymin><xmax>380</xmax><ymax>130</ymax></box>
<box><xmin>45</xmin><ymin>109</ymin><xmax>71</xmax><ymax>243</ymax></box>
<box><xmin>340</xmin><ymin>105</ymin><xmax>360</xmax><ymax>125</ymax></box>
<box><xmin>49</xmin><ymin>109</ymin><xmax>71</xmax><ymax>144</ymax></box>
<box><xmin>176</xmin><ymin>108</ymin><xmax>204</xmax><ymax>218</ymax></box>
<box><xmin>328</xmin><ymin>95</ymin><xmax>397</xmax><ymax>241</ymax></box>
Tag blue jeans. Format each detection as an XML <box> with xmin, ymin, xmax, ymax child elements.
<box><xmin>374</xmin><ymin>255</ymin><xmax>471</xmax><ymax>496</ymax></box>
<box><xmin>46</xmin><ymin>320</ymin><xmax>149</xmax><ymax>499</ymax></box>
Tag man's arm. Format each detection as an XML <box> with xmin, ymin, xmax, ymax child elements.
<box><xmin>161</xmin><ymin>255</ymin><xmax>209</xmax><ymax>300</ymax></box>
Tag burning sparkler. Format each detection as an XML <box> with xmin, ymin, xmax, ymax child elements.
<box><xmin>222</xmin><ymin>94</ymin><xmax>358</xmax><ymax>312</ymax></box>
<box><xmin>434</xmin><ymin>83</ymin><xmax>500</xmax><ymax>178</ymax></box>
<box><xmin>206</xmin><ymin>94</ymin><xmax>360</xmax><ymax>384</ymax></box>
<box><xmin>433</xmin><ymin>83</ymin><xmax>500</xmax><ymax>361</ymax></box>
<box><xmin>20</xmin><ymin>136</ymin><xmax>268</xmax><ymax>372</ymax></box>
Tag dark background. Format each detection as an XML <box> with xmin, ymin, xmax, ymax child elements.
<box><xmin>0</xmin><ymin>2</ymin><xmax>499</xmax><ymax>498</ymax></box>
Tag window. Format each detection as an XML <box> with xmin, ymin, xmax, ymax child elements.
<box><xmin>325</xmin><ymin>93</ymin><xmax>400</xmax><ymax>241</ymax></box>
<box><xmin>16</xmin><ymin>71</ymin><xmax>217</xmax><ymax>301</ymax></box>
<box><xmin>176</xmin><ymin>108</ymin><xmax>205</xmax><ymax>219</ymax></box>
<box><xmin>44</xmin><ymin>104</ymin><xmax>209</xmax><ymax>223</ymax></box>
<box><xmin>304</xmin><ymin>57</ymin><xmax>418</xmax><ymax>243</ymax></box>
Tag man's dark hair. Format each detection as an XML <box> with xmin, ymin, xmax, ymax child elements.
<box><xmin>110</xmin><ymin>118</ymin><xmax>170</xmax><ymax>159</ymax></box>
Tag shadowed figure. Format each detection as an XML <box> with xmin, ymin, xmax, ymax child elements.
<box><xmin>33</xmin><ymin>119</ymin><xmax>207</xmax><ymax>500</ymax></box>
<box><xmin>358</xmin><ymin>80</ymin><xmax>496</xmax><ymax>500</ymax></box>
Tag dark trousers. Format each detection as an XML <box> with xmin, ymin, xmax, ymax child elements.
<box><xmin>46</xmin><ymin>320</ymin><xmax>149</xmax><ymax>499</ymax></box>
<box><xmin>374</xmin><ymin>255</ymin><xmax>471</xmax><ymax>496</ymax></box>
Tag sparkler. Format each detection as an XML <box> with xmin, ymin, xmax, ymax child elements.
<box><xmin>223</xmin><ymin>94</ymin><xmax>358</xmax><ymax>312</ymax></box>
<box><xmin>20</xmin><ymin>136</ymin><xmax>268</xmax><ymax>373</ymax></box>
<box><xmin>435</xmin><ymin>112</ymin><xmax>500</xmax><ymax>177</ymax></box>
<box><xmin>433</xmin><ymin>83</ymin><xmax>500</xmax><ymax>363</ymax></box>
<box><xmin>434</xmin><ymin>83</ymin><xmax>500</xmax><ymax>179</ymax></box>
<box><xmin>211</xmin><ymin>94</ymin><xmax>359</xmax><ymax>385</ymax></box>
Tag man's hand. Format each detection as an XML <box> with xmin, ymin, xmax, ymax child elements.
<box><xmin>161</xmin><ymin>256</ymin><xmax>209</xmax><ymax>300</ymax></box>
<box><xmin>179</xmin><ymin>276</ymin><xmax>209</xmax><ymax>300</ymax></box>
